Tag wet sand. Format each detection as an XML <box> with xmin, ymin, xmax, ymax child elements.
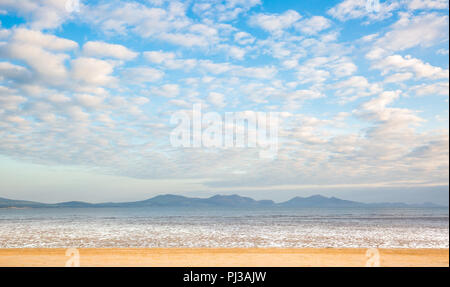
<box><xmin>0</xmin><ymin>248</ymin><xmax>448</xmax><ymax>267</ymax></box>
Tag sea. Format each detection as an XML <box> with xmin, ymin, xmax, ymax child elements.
<box><xmin>0</xmin><ymin>206</ymin><xmax>448</xmax><ymax>248</ymax></box>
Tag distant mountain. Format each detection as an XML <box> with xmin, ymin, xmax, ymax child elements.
<box><xmin>0</xmin><ymin>197</ymin><xmax>49</xmax><ymax>208</ymax></box>
<box><xmin>98</xmin><ymin>194</ymin><xmax>275</xmax><ymax>208</ymax></box>
<box><xmin>0</xmin><ymin>194</ymin><xmax>445</xmax><ymax>209</ymax></box>
<box><xmin>280</xmin><ymin>195</ymin><xmax>364</xmax><ymax>208</ymax></box>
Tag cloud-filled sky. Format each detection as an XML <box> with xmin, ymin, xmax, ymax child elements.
<box><xmin>0</xmin><ymin>0</ymin><xmax>448</xmax><ymax>204</ymax></box>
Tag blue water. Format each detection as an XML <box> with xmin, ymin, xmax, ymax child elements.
<box><xmin>0</xmin><ymin>207</ymin><xmax>448</xmax><ymax>248</ymax></box>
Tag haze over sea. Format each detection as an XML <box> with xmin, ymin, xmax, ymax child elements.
<box><xmin>0</xmin><ymin>206</ymin><xmax>448</xmax><ymax>249</ymax></box>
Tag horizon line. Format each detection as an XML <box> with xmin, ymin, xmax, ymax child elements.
<box><xmin>1</xmin><ymin>193</ymin><xmax>447</xmax><ymax>207</ymax></box>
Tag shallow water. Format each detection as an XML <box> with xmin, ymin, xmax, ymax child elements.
<box><xmin>0</xmin><ymin>207</ymin><xmax>448</xmax><ymax>248</ymax></box>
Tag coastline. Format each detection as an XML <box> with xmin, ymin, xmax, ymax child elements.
<box><xmin>0</xmin><ymin>248</ymin><xmax>448</xmax><ymax>267</ymax></box>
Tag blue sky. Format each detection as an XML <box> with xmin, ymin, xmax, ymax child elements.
<box><xmin>0</xmin><ymin>0</ymin><xmax>448</xmax><ymax>204</ymax></box>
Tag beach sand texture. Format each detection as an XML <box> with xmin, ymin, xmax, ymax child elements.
<box><xmin>0</xmin><ymin>248</ymin><xmax>448</xmax><ymax>267</ymax></box>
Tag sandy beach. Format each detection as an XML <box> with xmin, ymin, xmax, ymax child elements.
<box><xmin>0</xmin><ymin>248</ymin><xmax>447</xmax><ymax>267</ymax></box>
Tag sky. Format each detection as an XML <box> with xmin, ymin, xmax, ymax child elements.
<box><xmin>0</xmin><ymin>0</ymin><xmax>448</xmax><ymax>204</ymax></box>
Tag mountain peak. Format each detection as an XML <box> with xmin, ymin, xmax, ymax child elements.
<box><xmin>308</xmin><ymin>194</ymin><xmax>328</xmax><ymax>199</ymax></box>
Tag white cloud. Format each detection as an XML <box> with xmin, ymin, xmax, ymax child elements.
<box><xmin>75</xmin><ymin>94</ymin><xmax>105</xmax><ymax>108</ymax></box>
<box><xmin>365</xmin><ymin>47</ymin><xmax>388</xmax><ymax>60</ymax></box>
<box><xmin>407</xmin><ymin>0</ymin><xmax>449</xmax><ymax>10</ymax></box>
<box><xmin>89</xmin><ymin>2</ymin><xmax>189</xmax><ymax>36</ymax></box>
<box><xmin>189</xmin><ymin>23</ymin><xmax>218</xmax><ymax>38</ymax></box>
<box><xmin>169</xmin><ymin>99</ymin><xmax>192</xmax><ymax>108</ymax></box>
<box><xmin>375</xmin><ymin>13</ymin><xmax>449</xmax><ymax>52</ymax></box>
<box><xmin>249</xmin><ymin>10</ymin><xmax>301</xmax><ymax>35</ymax></box>
<box><xmin>0</xmin><ymin>27</ymin><xmax>10</xmax><ymax>39</ymax></box>
<box><xmin>354</xmin><ymin>91</ymin><xmax>424</xmax><ymax>132</ymax></box>
<box><xmin>192</xmin><ymin>0</ymin><xmax>261</xmax><ymax>22</ymax></box>
<box><xmin>144</xmin><ymin>51</ymin><xmax>197</xmax><ymax>70</ymax></box>
<box><xmin>0</xmin><ymin>29</ymin><xmax>76</xmax><ymax>83</ymax></box>
<box><xmin>359</xmin><ymin>90</ymin><xmax>400</xmax><ymax>115</ymax></box>
<box><xmin>234</xmin><ymin>66</ymin><xmax>277</xmax><ymax>79</ymax></box>
<box><xmin>144</xmin><ymin>50</ymin><xmax>176</xmax><ymax>64</ymax></box>
<box><xmin>48</xmin><ymin>93</ymin><xmax>71</xmax><ymax>104</ymax></box>
<box><xmin>295</xmin><ymin>16</ymin><xmax>332</xmax><ymax>35</ymax></box>
<box><xmin>96</xmin><ymin>113</ymin><xmax>114</xmax><ymax>125</ymax></box>
<box><xmin>282</xmin><ymin>58</ymin><xmax>299</xmax><ymax>69</ymax></box>
<box><xmin>285</xmin><ymin>89</ymin><xmax>325</xmax><ymax>102</ymax></box>
<box><xmin>295</xmin><ymin>56</ymin><xmax>357</xmax><ymax>85</ymax></box>
<box><xmin>84</xmin><ymin>1</ymin><xmax>228</xmax><ymax>49</ymax></box>
<box><xmin>158</xmin><ymin>32</ymin><xmax>213</xmax><ymax>47</ymax></box>
<box><xmin>0</xmin><ymin>86</ymin><xmax>26</xmax><ymax>110</ymax></box>
<box><xmin>0</xmin><ymin>0</ymin><xmax>72</xmax><ymax>30</ymax></box>
<box><xmin>234</xmin><ymin>31</ymin><xmax>255</xmax><ymax>45</ymax></box>
<box><xmin>437</xmin><ymin>48</ymin><xmax>449</xmax><ymax>55</ymax></box>
<box><xmin>199</xmin><ymin>60</ymin><xmax>233</xmax><ymax>74</ymax></box>
<box><xmin>331</xmin><ymin>76</ymin><xmax>382</xmax><ymax>101</ymax></box>
<box><xmin>71</xmin><ymin>57</ymin><xmax>115</xmax><ymax>86</ymax></box>
<box><xmin>66</xmin><ymin>106</ymin><xmax>90</xmax><ymax>122</ymax></box>
<box><xmin>384</xmin><ymin>72</ymin><xmax>414</xmax><ymax>83</ymax></box>
<box><xmin>328</xmin><ymin>58</ymin><xmax>358</xmax><ymax>77</ymax></box>
<box><xmin>0</xmin><ymin>61</ymin><xmax>30</xmax><ymax>81</ymax></box>
<box><xmin>123</xmin><ymin>67</ymin><xmax>164</xmax><ymax>83</ymax></box>
<box><xmin>225</xmin><ymin>45</ymin><xmax>247</xmax><ymax>60</ymax></box>
<box><xmin>11</xmin><ymin>28</ymin><xmax>77</xmax><ymax>51</ymax></box>
<box><xmin>152</xmin><ymin>84</ymin><xmax>180</xmax><ymax>97</ymax></box>
<box><xmin>297</xmin><ymin>66</ymin><xmax>330</xmax><ymax>84</ymax></box>
<box><xmin>411</xmin><ymin>82</ymin><xmax>449</xmax><ymax>97</ymax></box>
<box><xmin>327</xmin><ymin>0</ymin><xmax>398</xmax><ymax>21</ymax></box>
<box><xmin>208</xmin><ymin>92</ymin><xmax>226</xmax><ymax>108</ymax></box>
<box><xmin>83</xmin><ymin>41</ymin><xmax>138</xmax><ymax>60</ymax></box>
<box><xmin>5</xmin><ymin>115</ymin><xmax>26</xmax><ymax>124</ymax></box>
<box><xmin>373</xmin><ymin>54</ymin><xmax>449</xmax><ymax>80</ymax></box>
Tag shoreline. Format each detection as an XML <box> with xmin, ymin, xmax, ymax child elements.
<box><xmin>0</xmin><ymin>248</ymin><xmax>448</xmax><ymax>267</ymax></box>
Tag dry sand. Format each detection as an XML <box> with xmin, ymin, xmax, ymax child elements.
<box><xmin>0</xmin><ymin>248</ymin><xmax>448</xmax><ymax>267</ymax></box>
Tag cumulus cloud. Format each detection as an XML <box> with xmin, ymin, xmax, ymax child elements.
<box><xmin>0</xmin><ymin>29</ymin><xmax>77</xmax><ymax>84</ymax></box>
<box><xmin>331</xmin><ymin>76</ymin><xmax>382</xmax><ymax>102</ymax></box>
<box><xmin>0</xmin><ymin>61</ymin><xmax>31</xmax><ymax>82</ymax></box>
<box><xmin>327</xmin><ymin>0</ymin><xmax>399</xmax><ymax>21</ymax></box>
<box><xmin>144</xmin><ymin>50</ymin><xmax>176</xmax><ymax>64</ymax></box>
<box><xmin>82</xmin><ymin>41</ymin><xmax>138</xmax><ymax>60</ymax></box>
<box><xmin>411</xmin><ymin>82</ymin><xmax>449</xmax><ymax>97</ymax></box>
<box><xmin>151</xmin><ymin>84</ymin><xmax>180</xmax><ymax>97</ymax></box>
<box><xmin>407</xmin><ymin>0</ymin><xmax>449</xmax><ymax>10</ymax></box>
<box><xmin>0</xmin><ymin>86</ymin><xmax>26</xmax><ymax>110</ymax></box>
<box><xmin>11</xmin><ymin>28</ymin><xmax>77</xmax><ymax>51</ymax></box>
<box><xmin>384</xmin><ymin>72</ymin><xmax>414</xmax><ymax>83</ymax></box>
<box><xmin>75</xmin><ymin>93</ymin><xmax>105</xmax><ymax>109</ymax></box>
<box><xmin>295</xmin><ymin>16</ymin><xmax>332</xmax><ymax>35</ymax></box>
<box><xmin>373</xmin><ymin>54</ymin><xmax>449</xmax><ymax>80</ymax></box>
<box><xmin>375</xmin><ymin>12</ymin><xmax>449</xmax><ymax>52</ymax></box>
<box><xmin>192</xmin><ymin>0</ymin><xmax>261</xmax><ymax>21</ymax></box>
<box><xmin>249</xmin><ymin>10</ymin><xmax>301</xmax><ymax>35</ymax></box>
<box><xmin>207</xmin><ymin>92</ymin><xmax>226</xmax><ymax>108</ymax></box>
<box><xmin>122</xmin><ymin>67</ymin><xmax>164</xmax><ymax>83</ymax></box>
<box><xmin>234</xmin><ymin>31</ymin><xmax>255</xmax><ymax>45</ymax></box>
<box><xmin>71</xmin><ymin>57</ymin><xmax>116</xmax><ymax>86</ymax></box>
<box><xmin>0</xmin><ymin>0</ymin><xmax>74</xmax><ymax>30</ymax></box>
<box><xmin>83</xmin><ymin>1</ymin><xmax>227</xmax><ymax>48</ymax></box>
<box><xmin>144</xmin><ymin>51</ymin><xmax>197</xmax><ymax>70</ymax></box>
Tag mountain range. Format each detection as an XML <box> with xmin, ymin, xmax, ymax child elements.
<box><xmin>0</xmin><ymin>194</ymin><xmax>444</xmax><ymax>209</ymax></box>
